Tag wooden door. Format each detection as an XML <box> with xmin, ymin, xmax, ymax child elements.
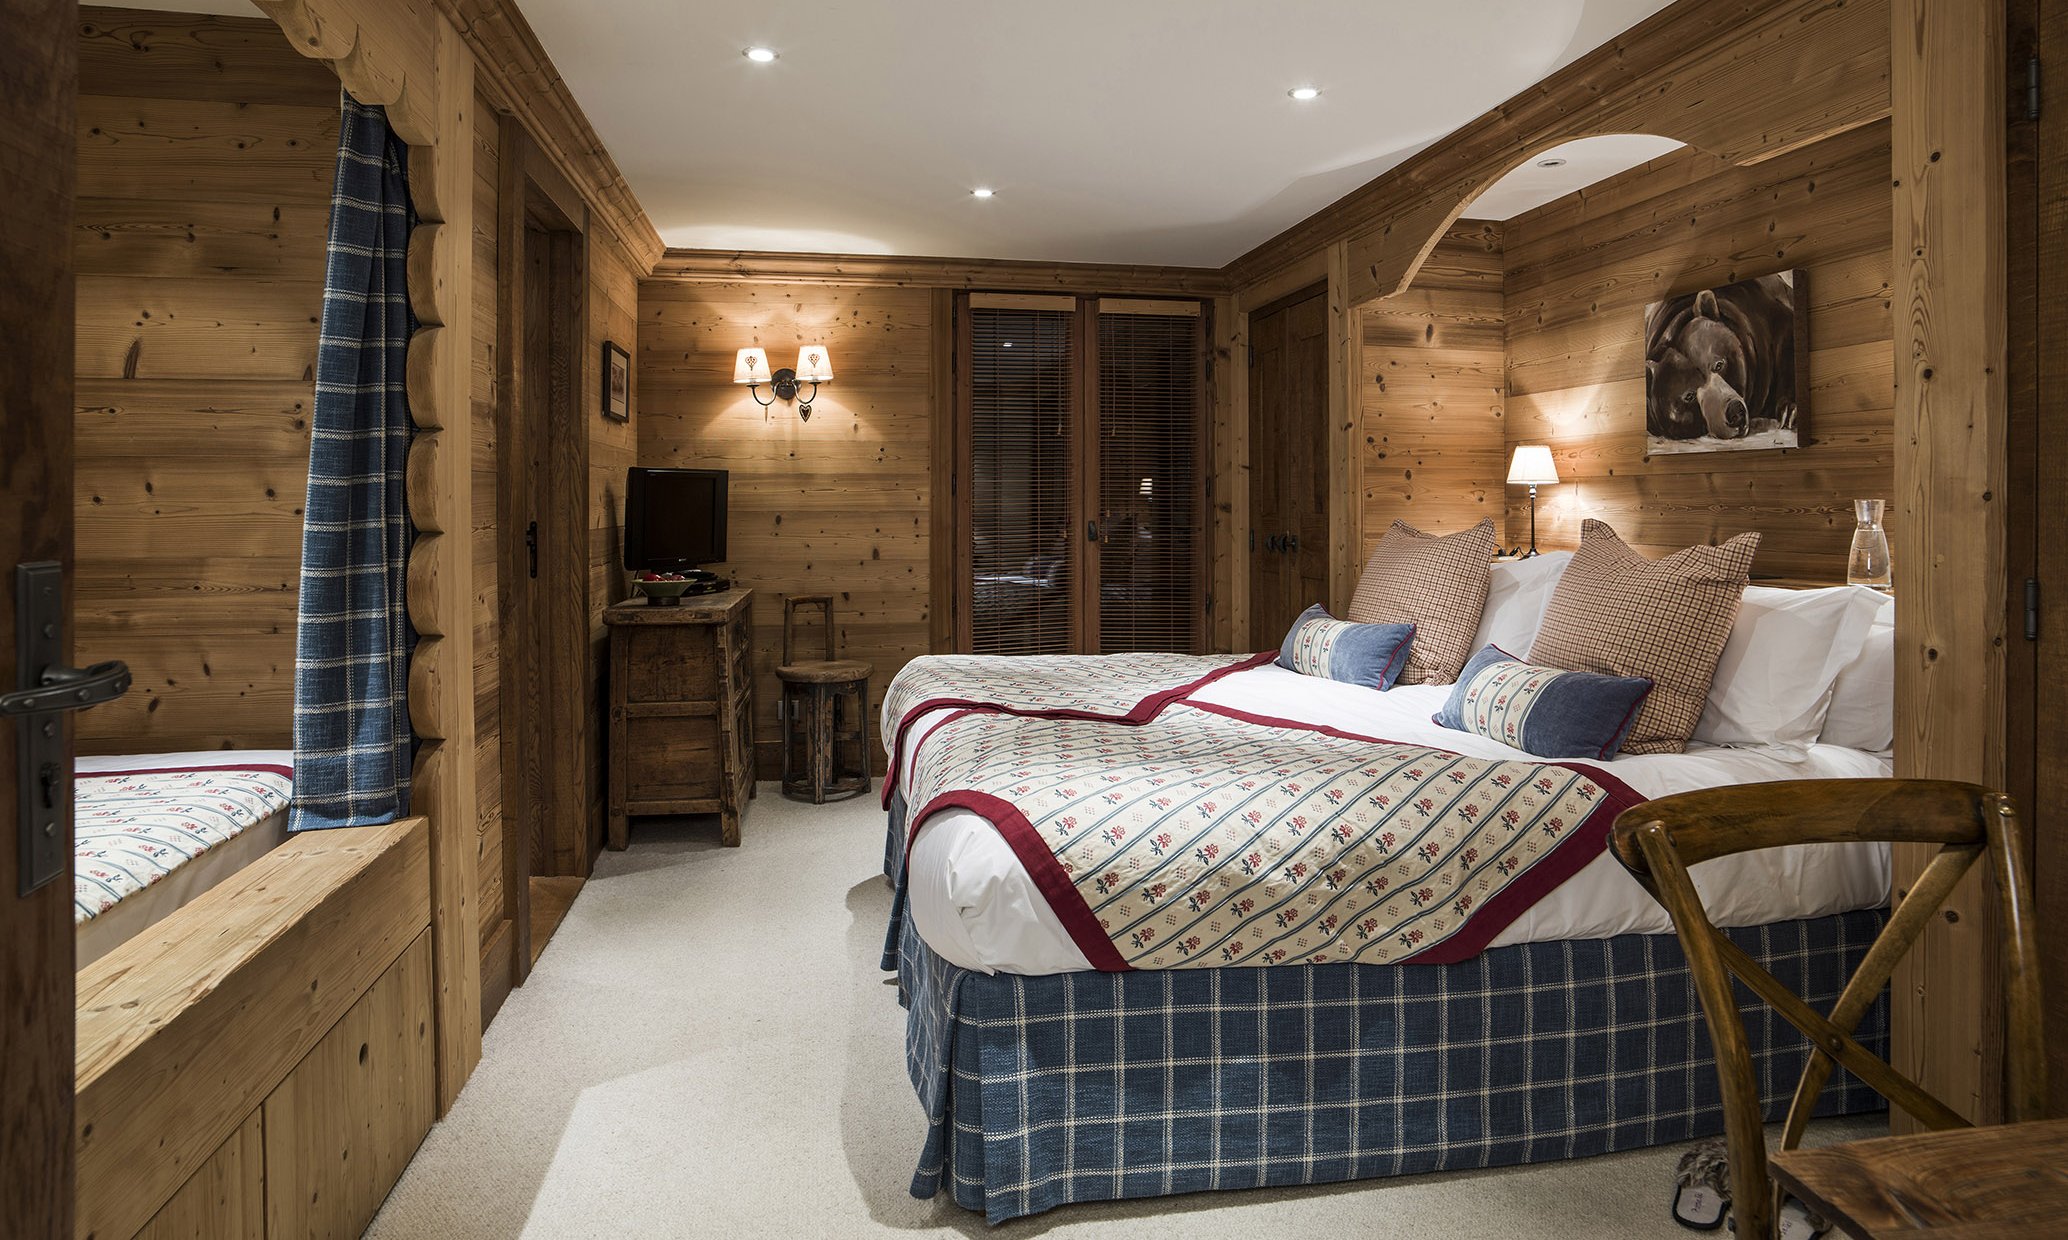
<box><xmin>2021</xmin><ymin>0</ymin><xmax>2068</xmax><ymax>1117</ymax></box>
<box><xmin>1247</xmin><ymin>284</ymin><xmax>1330</xmax><ymax>643</ymax></box>
<box><xmin>1</xmin><ymin>0</ymin><xmax>78</xmax><ymax>1232</ymax></box>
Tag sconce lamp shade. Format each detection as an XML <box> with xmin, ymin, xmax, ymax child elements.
<box><xmin>1506</xmin><ymin>444</ymin><xmax>1559</xmax><ymax>486</ymax></box>
<box><xmin>733</xmin><ymin>347</ymin><xmax>770</xmax><ymax>384</ymax></box>
<box><xmin>795</xmin><ymin>344</ymin><xmax>834</xmax><ymax>383</ymax></box>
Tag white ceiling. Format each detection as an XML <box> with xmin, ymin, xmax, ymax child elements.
<box><xmin>140</xmin><ymin>0</ymin><xmax>1686</xmax><ymax>265</ymax></box>
<box><xmin>512</xmin><ymin>0</ymin><xmax>1681</xmax><ymax>265</ymax></box>
<box><xmin>1464</xmin><ymin>133</ymin><xmax>1685</xmax><ymax>220</ymax></box>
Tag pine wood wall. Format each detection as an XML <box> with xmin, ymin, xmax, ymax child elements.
<box><xmin>636</xmin><ymin>281</ymin><xmax>933</xmax><ymax>776</ymax></box>
<box><xmin>584</xmin><ymin>234</ymin><xmax>641</xmax><ymax>852</ymax></box>
<box><xmin>1498</xmin><ymin>122</ymin><xmax>1895</xmax><ymax>578</ymax></box>
<box><xmin>1358</xmin><ymin>222</ymin><xmax>1507</xmax><ymax>554</ymax></box>
<box><xmin>469</xmin><ymin>88</ymin><xmax>504</xmax><ymax>949</ymax></box>
<box><xmin>72</xmin><ymin>7</ymin><xmax>338</xmax><ymax>753</ymax></box>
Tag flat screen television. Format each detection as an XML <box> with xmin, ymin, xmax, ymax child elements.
<box><xmin>625</xmin><ymin>467</ymin><xmax>727</xmax><ymax>570</ymax></box>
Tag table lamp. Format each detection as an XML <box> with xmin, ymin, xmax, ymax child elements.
<box><xmin>1506</xmin><ymin>444</ymin><xmax>1559</xmax><ymax>558</ymax></box>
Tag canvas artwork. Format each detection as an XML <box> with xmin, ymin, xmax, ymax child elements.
<box><xmin>1643</xmin><ymin>270</ymin><xmax>1805</xmax><ymax>454</ymax></box>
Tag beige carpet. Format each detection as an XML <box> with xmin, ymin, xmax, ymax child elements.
<box><xmin>367</xmin><ymin>785</ymin><xmax>1879</xmax><ymax>1239</ymax></box>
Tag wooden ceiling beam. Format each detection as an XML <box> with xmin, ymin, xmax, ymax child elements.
<box><xmin>649</xmin><ymin>248</ymin><xmax>1232</xmax><ymax>297</ymax></box>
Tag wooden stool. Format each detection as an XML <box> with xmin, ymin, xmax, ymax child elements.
<box><xmin>776</xmin><ymin>594</ymin><xmax>873</xmax><ymax>803</ymax></box>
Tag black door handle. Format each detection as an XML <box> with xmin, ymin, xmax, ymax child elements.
<box><xmin>0</xmin><ymin>659</ymin><xmax>132</xmax><ymax>717</ymax></box>
<box><xmin>526</xmin><ymin>520</ymin><xmax>540</xmax><ymax>579</ymax></box>
<box><xmin>13</xmin><ymin>562</ymin><xmax>131</xmax><ymax>895</ymax></box>
<box><xmin>1285</xmin><ymin>532</ymin><xmax>1300</xmax><ymax>553</ymax></box>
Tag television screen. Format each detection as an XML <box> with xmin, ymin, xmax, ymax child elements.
<box><xmin>625</xmin><ymin>467</ymin><xmax>727</xmax><ymax>569</ymax></box>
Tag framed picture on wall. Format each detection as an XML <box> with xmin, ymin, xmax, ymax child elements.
<box><xmin>601</xmin><ymin>340</ymin><xmax>631</xmax><ymax>422</ymax></box>
<box><xmin>1643</xmin><ymin>270</ymin><xmax>1805</xmax><ymax>455</ymax></box>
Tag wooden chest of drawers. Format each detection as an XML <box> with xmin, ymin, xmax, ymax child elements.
<box><xmin>603</xmin><ymin>589</ymin><xmax>754</xmax><ymax>847</ymax></box>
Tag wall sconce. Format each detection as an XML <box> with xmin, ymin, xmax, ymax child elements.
<box><xmin>735</xmin><ymin>344</ymin><xmax>834</xmax><ymax>420</ymax></box>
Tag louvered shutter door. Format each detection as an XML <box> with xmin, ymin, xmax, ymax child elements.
<box><xmin>1094</xmin><ymin>305</ymin><xmax>1205</xmax><ymax>653</ymax></box>
<box><xmin>966</xmin><ymin>303</ymin><xmax>1077</xmax><ymax>655</ymax></box>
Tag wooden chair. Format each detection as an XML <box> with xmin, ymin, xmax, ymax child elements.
<box><xmin>775</xmin><ymin>594</ymin><xmax>873</xmax><ymax>803</ymax></box>
<box><xmin>1609</xmin><ymin>780</ymin><xmax>2046</xmax><ymax>1240</ymax></box>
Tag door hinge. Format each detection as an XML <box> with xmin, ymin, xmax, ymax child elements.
<box><xmin>2026</xmin><ymin>577</ymin><xmax>2040</xmax><ymax>641</ymax></box>
<box><xmin>2030</xmin><ymin>55</ymin><xmax>2042</xmax><ymax>121</ymax></box>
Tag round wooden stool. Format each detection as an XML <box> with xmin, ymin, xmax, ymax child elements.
<box><xmin>776</xmin><ymin>595</ymin><xmax>873</xmax><ymax>803</ymax></box>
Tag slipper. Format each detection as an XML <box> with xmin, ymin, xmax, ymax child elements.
<box><xmin>1672</xmin><ymin>1139</ymin><xmax>1731</xmax><ymax>1231</ymax></box>
<box><xmin>1777</xmin><ymin>1197</ymin><xmax>1832</xmax><ymax>1240</ymax></box>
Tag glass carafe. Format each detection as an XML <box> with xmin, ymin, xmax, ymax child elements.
<box><xmin>1847</xmin><ymin>499</ymin><xmax>1892</xmax><ymax>593</ymax></box>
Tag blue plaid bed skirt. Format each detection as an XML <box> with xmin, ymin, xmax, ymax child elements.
<box><xmin>884</xmin><ymin>796</ymin><xmax>1889</xmax><ymax>1223</ymax></box>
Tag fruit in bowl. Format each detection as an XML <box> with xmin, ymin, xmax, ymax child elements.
<box><xmin>634</xmin><ymin>571</ymin><xmax>694</xmax><ymax>602</ymax></box>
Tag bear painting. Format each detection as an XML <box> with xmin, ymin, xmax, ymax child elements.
<box><xmin>1643</xmin><ymin>270</ymin><xmax>1805</xmax><ymax>454</ymax></box>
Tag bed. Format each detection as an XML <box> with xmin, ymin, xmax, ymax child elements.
<box><xmin>878</xmin><ymin>550</ymin><xmax>1898</xmax><ymax>1222</ymax></box>
<box><xmin>74</xmin><ymin>750</ymin><xmax>294</xmax><ymax>967</ymax></box>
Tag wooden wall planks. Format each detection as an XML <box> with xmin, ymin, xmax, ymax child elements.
<box><xmin>584</xmin><ymin>230</ymin><xmax>642</xmax><ymax>854</ymax></box>
<box><xmin>1497</xmin><ymin>123</ymin><xmax>1894</xmax><ymax>579</ymax></box>
<box><xmin>470</xmin><ymin>86</ymin><xmax>506</xmax><ymax>949</ymax></box>
<box><xmin>637</xmin><ymin>280</ymin><xmax>933</xmax><ymax>776</ymax></box>
<box><xmin>1358</xmin><ymin>222</ymin><xmax>1506</xmax><ymax>553</ymax></box>
<box><xmin>72</xmin><ymin>7</ymin><xmax>336</xmax><ymax>753</ymax></box>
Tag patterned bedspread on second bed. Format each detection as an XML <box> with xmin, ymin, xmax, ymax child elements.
<box><xmin>74</xmin><ymin>765</ymin><xmax>294</xmax><ymax>923</ymax></box>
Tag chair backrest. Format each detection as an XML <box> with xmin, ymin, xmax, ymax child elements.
<box><xmin>1610</xmin><ymin>778</ymin><xmax>2045</xmax><ymax>1239</ymax></box>
<box><xmin>783</xmin><ymin>594</ymin><xmax>835</xmax><ymax>665</ymax></box>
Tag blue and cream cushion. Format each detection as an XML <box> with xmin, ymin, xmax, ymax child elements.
<box><xmin>1435</xmin><ymin>644</ymin><xmax>1654</xmax><ymax>760</ymax></box>
<box><xmin>1277</xmin><ymin>605</ymin><xmax>1415</xmax><ymax>690</ymax></box>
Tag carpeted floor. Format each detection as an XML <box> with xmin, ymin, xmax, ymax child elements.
<box><xmin>367</xmin><ymin>785</ymin><xmax>1879</xmax><ymax>1239</ymax></box>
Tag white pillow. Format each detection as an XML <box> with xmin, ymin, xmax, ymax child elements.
<box><xmin>1693</xmin><ymin>585</ymin><xmax>1884</xmax><ymax>750</ymax></box>
<box><xmin>1469</xmin><ymin>551</ymin><xmax>1572</xmax><ymax>659</ymax></box>
<box><xmin>1819</xmin><ymin>596</ymin><xmax>1895</xmax><ymax>753</ymax></box>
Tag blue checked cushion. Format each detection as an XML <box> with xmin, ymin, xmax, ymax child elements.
<box><xmin>1276</xmin><ymin>604</ymin><xmax>1415</xmax><ymax>690</ymax></box>
<box><xmin>1435</xmin><ymin>644</ymin><xmax>1653</xmax><ymax>760</ymax></box>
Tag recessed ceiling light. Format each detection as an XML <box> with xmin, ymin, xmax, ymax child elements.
<box><xmin>971</xmin><ymin>187</ymin><xmax>996</xmax><ymax>199</ymax></box>
<box><xmin>1288</xmin><ymin>86</ymin><xmax>1321</xmax><ymax>101</ymax></box>
<box><xmin>1535</xmin><ymin>156</ymin><xmax>1568</xmax><ymax>168</ymax></box>
<box><xmin>744</xmin><ymin>46</ymin><xmax>777</xmax><ymax>63</ymax></box>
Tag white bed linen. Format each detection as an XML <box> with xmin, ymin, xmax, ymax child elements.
<box><xmin>899</xmin><ymin>665</ymin><xmax>1890</xmax><ymax>975</ymax></box>
<box><xmin>73</xmin><ymin>750</ymin><xmax>295</xmax><ymax>968</ymax></box>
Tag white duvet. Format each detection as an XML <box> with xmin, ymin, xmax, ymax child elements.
<box><xmin>899</xmin><ymin>664</ymin><xmax>1890</xmax><ymax>975</ymax></box>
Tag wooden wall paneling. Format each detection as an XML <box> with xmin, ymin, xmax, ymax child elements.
<box><xmin>928</xmin><ymin>286</ymin><xmax>956</xmax><ymax>654</ymax></box>
<box><xmin>1326</xmin><ymin>241</ymin><xmax>1361</xmax><ymax>612</ymax></box>
<box><xmin>74</xmin><ymin>817</ymin><xmax>430</xmax><ymax>1240</ymax></box>
<box><xmin>1497</xmin><ymin>124</ymin><xmax>1894</xmax><ymax>579</ymax></box>
<box><xmin>1359</xmin><ymin>221</ymin><xmax>1506</xmax><ymax>552</ymax></box>
<box><xmin>262</xmin><ymin>930</ymin><xmax>437</xmax><ymax>1240</ymax></box>
<box><xmin>72</xmin><ymin>9</ymin><xmax>334</xmax><ymax>754</ymax></box>
<box><xmin>382</xmin><ymin>2</ymin><xmax>482</xmax><ymax>1115</ymax></box>
<box><xmin>1209</xmin><ymin>291</ymin><xmax>1241</xmax><ymax>652</ymax></box>
<box><xmin>1889</xmin><ymin>0</ymin><xmax>2010</xmax><ymax>1127</ymax></box>
<box><xmin>584</xmin><ymin>229</ymin><xmax>639</xmax><ymax>859</ymax></box>
<box><xmin>2026</xmin><ymin>0</ymin><xmax>2068</xmax><ymax>1120</ymax></box>
<box><xmin>1227</xmin><ymin>0</ymin><xmax>1891</xmax><ymax>304</ymax></box>
<box><xmin>637</xmin><ymin>279</ymin><xmax>932</xmax><ymax>776</ymax></box>
<box><xmin>470</xmin><ymin>83</ymin><xmax>515</xmax><ymax>1027</ymax></box>
<box><xmin>135</xmin><ymin>1111</ymin><xmax>265</xmax><ymax>1240</ymax></box>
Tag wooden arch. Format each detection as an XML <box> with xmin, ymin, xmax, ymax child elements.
<box><xmin>249</xmin><ymin>0</ymin><xmax>482</xmax><ymax>1109</ymax></box>
<box><xmin>1227</xmin><ymin>0</ymin><xmax>1895</xmax><ymax>308</ymax></box>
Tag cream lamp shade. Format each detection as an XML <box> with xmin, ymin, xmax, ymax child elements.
<box><xmin>733</xmin><ymin>347</ymin><xmax>770</xmax><ymax>384</ymax></box>
<box><xmin>795</xmin><ymin>344</ymin><xmax>834</xmax><ymax>383</ymax></box>
<box><xmin>1506</xmin><ymin>444</ymin><xmax>1559</xmax><ymax>486</ymax></box>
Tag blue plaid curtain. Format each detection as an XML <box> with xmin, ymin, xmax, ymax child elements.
<box><xmin>291</xmin><ymin>94</ymin><xmax>417</xmax><ymax>831</ymax></box>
